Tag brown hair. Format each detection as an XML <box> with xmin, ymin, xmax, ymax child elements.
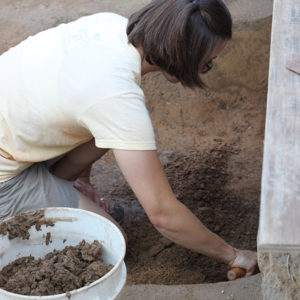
<box><xmin>127</xmin><ymin>0</ymin><xmax>232</xmax><ymax>88</ymax></box>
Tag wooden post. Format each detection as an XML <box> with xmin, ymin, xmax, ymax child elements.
<box><xmin>258</xmin><ymin>0</ymin><xmax>300</xmax><ymax>299</ymax></box>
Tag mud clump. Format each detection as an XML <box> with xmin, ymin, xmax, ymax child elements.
<box><xmin>0</xmin><ymin>210</ymin><xmax>54</xmax><ymax>240</ymax></box>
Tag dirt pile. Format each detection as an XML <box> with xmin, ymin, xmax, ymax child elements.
<box><xmin>95</xmin><ymin>147</ymin><xmax>258</xmax><ymax>284</ymax></box>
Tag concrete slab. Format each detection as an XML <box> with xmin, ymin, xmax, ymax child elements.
<box><xmin>0</xmin><ymin>0</ymin><xmax>274</xmax><ymax>54</ymax></box>
<box><xmin>118</xmin><ymin>274</ymin><xmax>262</xmax><ymax>300</ymax></box>
<box><xmin>225</xmin><ymin>0</ymin><xmax>273</xmax><ymax>23</ymax></box>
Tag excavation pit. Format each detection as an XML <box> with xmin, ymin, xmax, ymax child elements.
<box><xmin>0</xmin><ymin>1</ymin><xmax>273</xmax><ymax>299</ymax></box>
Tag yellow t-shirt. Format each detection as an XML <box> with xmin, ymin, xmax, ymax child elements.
<box><xmin>0</xmin><ymin>13</ymin><xmax>156</xmax><ymax>182</ymax></box>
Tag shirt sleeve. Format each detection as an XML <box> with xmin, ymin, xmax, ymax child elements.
<box><xmin>79</xmin><ymin>92</ymin><xmax>157</xmax><ymax>150</ymax></box>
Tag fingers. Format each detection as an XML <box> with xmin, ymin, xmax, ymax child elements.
<box><xmin>231</xmin><ymin>249</ymin><xmax>258</xmax><ymax>276</ymax></box>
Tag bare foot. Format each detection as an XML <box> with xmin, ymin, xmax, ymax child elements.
<box><xmin>73</xmin><ymin>178</ymin><xmax>109</xmax><ymax>213</ymax></box>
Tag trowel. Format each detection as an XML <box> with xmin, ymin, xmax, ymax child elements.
<box><xmin>227</xmin><ymin>267</ymin><xmax>245</xmax><ymax>280</ymax></box>
<box><xmin>227</xmin><ymin>265</ymin><xmax>260</xmax><ymax>280</ymax></box>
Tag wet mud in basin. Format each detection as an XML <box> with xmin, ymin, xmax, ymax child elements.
<box><xmin>0</xmin><ymin>210</ymin><xmax>112</xmax><ymax>296</ymax></box>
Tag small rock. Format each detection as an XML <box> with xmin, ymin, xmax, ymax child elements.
<box><xmin>198</xmin><ymin>207</ymin><xmax>213</xmax><ymax>214</ymax></box>
<box><xmin>214</xmin><ymin>225</ymin><xmax>222</xmax><ymax>232</ymax></box>
<box><xmin>159</xmin><ymin>237</ymin><xmax>173</xmax><ymax>247</ymax></box>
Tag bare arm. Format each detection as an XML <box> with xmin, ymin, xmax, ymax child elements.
<box><xmin>113</xmin><ymin>149</ymin><xmax>237</xmax><ymax>264</ymax></box>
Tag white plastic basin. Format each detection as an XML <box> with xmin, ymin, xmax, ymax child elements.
<box><xmin>0</xmin><ymin>207</ymin><xmax>127</xmax><ymax>300</ymax></box>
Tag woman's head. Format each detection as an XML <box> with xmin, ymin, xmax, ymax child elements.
<box><xmin>127</xmin><ymin>0</ymin><xmax>232</xmax><ymax>88</ymax></box>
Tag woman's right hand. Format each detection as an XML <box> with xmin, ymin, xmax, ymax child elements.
<box><xmin>229</xmin><ymin>248</ymin><xmax>258</xmax><ymax>277</ymax></box>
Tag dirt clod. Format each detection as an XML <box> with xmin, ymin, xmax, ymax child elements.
<box><xmin>0</xmin><ymin>210</ymin><xmax>54</xmax><ymax>240</ymax></box>
<box><xmin>45</xmin><ymin>232</ymin><xmax>51</xmax><ymax>245</ymax></box>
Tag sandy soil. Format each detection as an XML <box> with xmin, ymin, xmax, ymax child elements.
<box><xmin>0</xmin><ymin>0</ymin><xmax>272</xmax><ymax>297</ymax></box>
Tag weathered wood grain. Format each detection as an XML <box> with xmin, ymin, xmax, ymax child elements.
<box><xmin>258</xmin><ymin>0</ymin><xmax>300</xmax><ymax>247</ymax></box>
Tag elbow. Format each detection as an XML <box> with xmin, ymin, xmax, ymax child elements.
<box><xmin>148</xmin><ymin>212</ymin><xmax>172</xmax><ymax>232</ymax></box>
<box><xmin>145</xmin><ymin>196</ymin><xmax>181</xmax><ymax>233</ymax></box>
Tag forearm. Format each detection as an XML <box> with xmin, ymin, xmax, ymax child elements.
<box><xmin>113</xmin><ymin>149</ymin><xmax>236</xmax><ymax>264</ymax></box>
<box><xmin>151</xmin><ymin>200</ymin><xmax>236</xmax><ymax>264</ymax></box>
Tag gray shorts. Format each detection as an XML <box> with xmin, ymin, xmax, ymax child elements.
<box><xmin>0</xmin><ymin>163</ymin><xmax>79</xmax><ymax>221</ymax></box>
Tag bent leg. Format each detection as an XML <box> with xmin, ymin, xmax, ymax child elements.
<box><xmin>48</xmin><ymin>140</ymin><xmax>126</xmax><ymax>237</ymax></box>
<box><xmin>49</xmin><ymin>139</ymin><xmax>110</xmax><ymax>210</ymax></box>
<box><xmin>77</xmin><ymin>190</ymin><xmax>127</xmax><ymax>243</ymax></box>
<box><xmin>0</xmin><ymin>163</ymin><xmax>78</xmax><ymax>221</ymax></box>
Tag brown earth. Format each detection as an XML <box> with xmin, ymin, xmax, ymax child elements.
<box><xmin>0</xmin><ymin>0</ymin><xmax>272</xmax><ymax>288</ymax></box>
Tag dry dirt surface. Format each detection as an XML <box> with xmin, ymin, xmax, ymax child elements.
<box><xmin>0</xmin><ymin>0</ymin><xmax>272</xmax><ymax>288</ymax></box>
<box><xmin>93</xmin><ymin>146</ymin><xmax>261</xmax><ymax>285</ymax></box>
